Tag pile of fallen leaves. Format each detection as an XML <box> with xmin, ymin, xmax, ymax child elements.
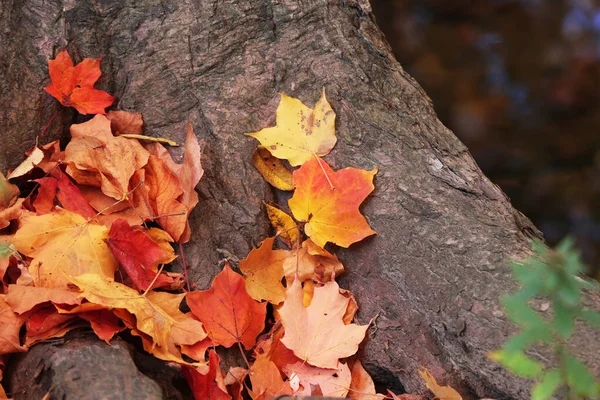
<box><xmin>0</xmin><ymin>50</ymin><xmax>462</xmax><ymax>400</ymax></box>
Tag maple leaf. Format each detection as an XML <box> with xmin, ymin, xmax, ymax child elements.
<box><xmin>0</xmin><ymin>295</ymin><xmax>25</xmax><ymax>355</ymax></box>
<box><xmin>418</xmin><ymin>368</ymin><xmax>463</xmax><ymax>400</ymax></box>
<box><xmin>348</xmin><ymin>359</ymin><xmax>386</xmax><ymax>400</ymax></box>
<box><xmin>288</xmin><ymin>157</ymin><xmax>377</xmax><ymax>248</ymax></box>
<box><xmin>246</xmin><ymin>90</ymin><xmax>336</xmax><ymax>166</ymax></box>
<box><xmin>182</xmin><ymin>349</ymin><xmax>230</xmax><ymax>400</ymax></box>
<box><xmin>106</xmin><ymin>110</ymin><xmax>144</xmax><ymax>135</ymax></box>
<box><xmin>223</xmin><ymin>367</ymin><xmax>248</xmax><ymax>400</ymax></box>
<box><xmin>278</xmin><ymin>278</ymin><xmax>368</xmax><ymax>369</ymax></box>
<box><xmin>265</xmin><ymin>203</ymin><xmax>300</xmax><ymax>248</ymax></box>
<box><xmin>239</xmin><ymin>236</ymin><xmax>289</xmax><ymax>304</ymax></box>
<box><xmin>252</xmin><ymin>146</ymin><xmax>294</xmax><ymax>190</ymax></box>
<box><xmin>248</xmin><ymin>356</ymin><xmax>293</xmax><ymax>399</ymax></box>
<box><xmin>0</xmin><ymin>198</ymin><xmax>23</xmax><ymax>230</ymax></box>
<box><xmin>283</xmin><ymin>360</ymin><xmax>352</xmax><ymax>397</ymax></box>
<box><xmin>43</xmin><ymin>49</ymin><xmax>115</xmax><ymax>115</ymax></box>
<box><xmin>68</xmin><ymin>274</ymin><xmax>207</xmax><ymax>352</ymax></box>
<box><xmin>33</xmin><ymin>169</ymin><xmax>96</xmax><ymax>218</ymax></box>
<box><xmin>282</xmin><ymin>238</ymin><xmax>344</xmax><ymax>284</ymax></box>
<box><xmin>11</xmin><ymin>208</ymin><xmax>118</xmax><ymax>288</ymax></box>
<box><xmin>78</xmin><ymin>309</ymin><xmax>125</xmax><ymax>344</ymax></box>
<box><xmin>145</xmin><ymin>123</ymin><xmax>204</xmax><ymax>243</ymax></box>
<box><xmin>106</xmin><ymin>219</ymin><xmax>178</xmax><ymax>291</ymax></box>
<box><xmin>6</xmin><ymin>147</ymin><xmax>44</xmax><ymax>180</ymax></box>
<box><xmin>6</xmin><ymin>285</ymin><xmax>81</xmax><ymax>314</ymax></box>
<box><xmin>65</xmin><ymin>115</ymin><xmax>150</xmax><ymax>200</ymax></box>
<box><xmin>187</xmin><ymin>263</ymin><xmax>266</xmax><ymax>350</ymax></box>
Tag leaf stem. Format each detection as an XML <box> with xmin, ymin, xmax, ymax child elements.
<box><xmin>179</xmin><ymin>242</ymin><xmax>191</xmax><ymax>292</ymax></box>
<box><xmin>236</xmin><ymin>340</ymin><xmax>251</xmax><ymax>369</ymax></box>
<box><xmin>41</xmin><ymin>110</ymin><xmax>59</xmax><ymax>137</ymax></box>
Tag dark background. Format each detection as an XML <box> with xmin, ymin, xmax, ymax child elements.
<box><xmin>371</xmin><ymin>0</ymin><xmax>600</xmax><ymax>276</ymax></box>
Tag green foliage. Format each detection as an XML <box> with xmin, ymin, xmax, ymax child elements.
<box><xmin>492</xmin><ymin>238</ymin><xmax>600</xmax><ymax>399</ymax></box>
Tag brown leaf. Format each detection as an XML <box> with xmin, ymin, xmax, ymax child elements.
<box><xmin>106</xmin><ymin>110</ymin><xmax>144</xmax><ymax>135</ymax></box>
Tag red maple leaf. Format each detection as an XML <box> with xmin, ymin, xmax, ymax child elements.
<box><xmin>43</xmin><ymin>49</ymin><xmax>115</xmax><ymax>115</ymax></box>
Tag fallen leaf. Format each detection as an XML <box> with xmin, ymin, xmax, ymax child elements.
<box><xmin>12</xmin><ymin>208</ymin><xmax>118</xmax><ymax>288</ymax></box>
<box><xmin>283</xmin><ymin>360</ymin><xmax>351</xmax><ymax>397</ymax></box>
<box><xmin>247</xmin><ymin>90</ymin><xmax>336</xmax><ymax>166</ymax></box>
<box><xmin>182</xmin><ymin>349</ymin><xmax>231</xmax><ymax>400</ymax></box>
<box><xmin>0</xmin><ymin>294</ymin><xmax>26</xmax><ymax>355</ymax></box>
<box><xmin>278</xmin><ymin>278</ymin><xmax>368</xmax><ymax>369</ymax></box>
<box><xmin>68</xmin><ymin>274</ymin><xmax>206</xmax><ymax>352</ymax></box>
<box><xmin>288</xmin><ymin>157</ymin><xmax>377</xmax><ymax>248</ymax></box>
<box><xmin>78</xmin><ymin>309</ymin><xmax>124</xmax><ymax>344</ymax></box>
<box><xmin>418</xmin><ymin>368</ymin><xmax>462</xmax><ymax>400</ymax></box>
<box><xmin>65</xmin><ymin>115</ymin><xmax>149</xmax><ymax>200</ymax></box>
<box><xmin>0</xmin><ymin>172</ymin><xmax>19</xmax><ymax>210</ymax></box>
<box><xmin>252</xmin><ymin>147</ymin><xmax>294</xmax><ymax>190</ymax></box>
<box><xmin>106</xmin><ymin>219</ymin><xmax>178</xmax><ymax>291</ymax></box>
<box><xmin>224</xmin><ymin>367</ymin><xmax>248</xmax><ymax>400</ymax></box>
<box><xmin>265</xmin><ymin>203</ymin><xmax>300</xmax><ymax>248</ymax></box>
<box><xmin>106</xmin><ymin>110</ymin><xmax>144</xmax><ymax>135</ymax></box>
<box><xmin>348</xmin><ymin>359</ymin><xmax>386</xmax><ymax>399</ymax></box>
<box><xmin>33</xmin><ymin>169</ymin><xmax>96</xmax><ymax>218</ymax></box>
<box><xmin>7</xmin><ymin>147</ymin><xmax>44</xmax><ymax>180</ymax></box>
<box><xmin>249</xmin><ymin>356</ymin><xmax>293</xmax><ymax>399</ymax></box>
<box><xmin>0</xmin><ymin>198</ymin><xmax>23</xmax><ymax>230</ymax></box>
<box><xmin>145</xmin><ymin>124</ymin><xmax>203</xmax><ymax>242</ymax></box>
<box><xmin>43</xmin><ymin>49</ymin><xmax>115</xmax><ymax>115</ymax></box>
<box><xmin>6</xmin><ymin>285</ymin><xmax>81</xmax><ymax>314</ymax></box>
<box><xmin>283</xmin><ymin>239</ymin><xmax>344</xmax><ymax>284</ymax></box>
<box><xmin>187</xmin><ymin>263</ymin><xmax>266</xmax><ymax>350</ymax></box>
<box><xmin>239</xmin><ymin>237</ymin><xmax>290</xmax><ymax>304</ymax></box>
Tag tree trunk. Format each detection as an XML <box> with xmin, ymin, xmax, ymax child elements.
<box><xmin>1</xmin><ymin>0</ymin><xmax>599</xmax><ymax>399</ymax></box>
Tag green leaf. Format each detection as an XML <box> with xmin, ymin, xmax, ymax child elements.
<box><xmin>489</xmin><ymin>350</ymin><xmax>543</xmax><ymax>379</ymax></box>
<box><xmin>579</xmin><ymin>309</ymin><xmax>600</xmax><ymax>329</ymax></box>
<box><xmin>553</xmin><ymin>301</ymin><xmax>575</xmax><ymax>338</ymax></box>
<box><xmin>503</xmin><ymin>327</ymin><xmax>551</xmax><ymax>353</ymax></box>
<box><xmin>503</xmin><ymin>294</ymin><xmax>546</xmax><ymax>329</ymax></box>
<box><xmin>532</xmin><ymin>370</ymin><xmax>561</xmax><ymax>400</ymax></box>
<box><xmin>565</xmin><ymin>354</ymin><xmax>599</xmax><ymax>397</ymax></box>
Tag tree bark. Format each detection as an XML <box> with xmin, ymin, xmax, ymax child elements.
<box><xmin>1</xmin><ymin>0</ymin><xmax>599</xmax><ymax>399</ymax></box>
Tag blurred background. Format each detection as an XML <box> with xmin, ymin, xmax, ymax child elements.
<box><xmin>371</xmin><ymin>0</ymin><xmax>600</xmax><ymax>276</ymax></box>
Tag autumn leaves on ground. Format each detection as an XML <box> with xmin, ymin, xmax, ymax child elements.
<box><xmin>0</xmin><ymin>50</ymin><xmax>461</xmax><ymax>399</ymax></box>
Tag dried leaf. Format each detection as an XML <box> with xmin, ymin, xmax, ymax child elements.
<box><xmin>0</xmin><ymin>294</ymin><xmax>26</xmax><ymax>355</ymax></box>
<box><xmin>283</xmin><ymin>239</ymin><xmax>344</xmax><ymax>284</ymax></box>
<box><xmin>6</xmin><ymin>285</ymin><xmax>81</xmax><ymax>314</ymax></box>
<box><xmin>106</xmin><ymin>219</ymin><xmax>179</xmax><ymax>291</ymax></box>
<box><xmin>182</xmin><ymin>349</ymin><xmax>230</xmax><ymax>400</ymax></box>
<box><xmin>252</xmin><ymin>147</ymin><xmax>294</xmax><ymax>190</ymax></box>
<box><xmin>68</xmin><ymin>274</ymin><xmax>207</xmax><ymax>352</ymax></box>
<box><xmin>106</xmin><ymin>110</ymin><xmax>144</xmax><ymax>135</ymax></box>
<box><xmin>247</xmin><ymin>90</ymin><xmax>336</xmax><ymax>166</ymax></box>
<box><xmin>12</xmin><ymin>208</ymin><xmax>118</xmax><ymax>288</ymax></box>
<box><xmin>278</xmin><ymin>278</ymin><xmax>368</xmax><ymax>369</ymax></box>
<box><xmin>288</xmin><ymin>157</ymin><xmax>377</xmax><ymax>248</ymax></box>
<box><xmin>7</xmin><ymin>147</ymin><xmax>44</xmax><ymax>180</ymax></box>
<box><xmin>283</xmin><ymin>361</ymin><xmax>351</xmax><ymax>397</ymax></box>
<box><xmin>239</xmin><ymin>237</ymin><xmax>289</xmax><ymax>304</ymax></box>
<box><xmin>418</xmin><ymin>368</ymin><xmax>462</xmax><ymax>400</ymax></box>
<box><xmin>265</xmin><ymin>203</ymin><xmax>300</xmax><ymax>247</ymax></box>
<box><xmin>43</xmin><ymin>49</ymin><xmax>115</xmax><ymax>115</ymax></box>
<box><xmin>187</xmin><ymin>263</ymin><xmax>266</xmax><ymax>350</ymax></box>
<box><xmin>349</xmin><ymin>359</ymin><xmax>386</xmax><ymax>399</ymax></box>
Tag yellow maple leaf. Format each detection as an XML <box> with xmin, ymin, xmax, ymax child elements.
<box><xmin>246</xmin><ymin>89</ymin><xmax>336</xmax><ymax>166</ymax></box>
<box><xmin>69</xmin><ymin>273</ymin><xmax>207</xmax><ymax>352</ymax></box>
<box><xmin>12</xmin><ymin>208</ymin><xmax>118</xmax><ymax>288</ymax></box>
<box><xmin>418</xmin><ymin>368</ymin><xmax>463</xmax><ymax>400</ymax></box>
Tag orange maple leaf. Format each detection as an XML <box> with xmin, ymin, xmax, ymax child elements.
<box><xmin>43</xmin><ymin>49</ymin><xmax>115</xmax><ymax>115</ymax></box>
<box><xmin>278</xmin><ymin>278</ymin><xmax>369</xmax><ymax>369</ymax></box>
<box><xmin>283</xmin><ymin>360</ymin><xmax>352</xmax><ymax>397</ymax></box>
<box><xmin>288</xmin><ymin>157</ymin><xmax>377</xmax><ymax>248</ymax></box>
<box><xmin>187</xmin><ymin>263</ymin><xmax>266</xmax><ymax>350</ymax></box>
<box><xmin>239</xmin><ymin>236</ymin><xmax>290</xmax><ymax>304</ymax></box>
<box><xmin>282</xmin><ymin>238</ymin><xmax>344</xmax><ymax>285</ymax></box>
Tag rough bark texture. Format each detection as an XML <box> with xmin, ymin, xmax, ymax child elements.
<box><xmin>1</xmin><ymin>0</ymin><xmax>599</xmax><ymax>399</ymax></box>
